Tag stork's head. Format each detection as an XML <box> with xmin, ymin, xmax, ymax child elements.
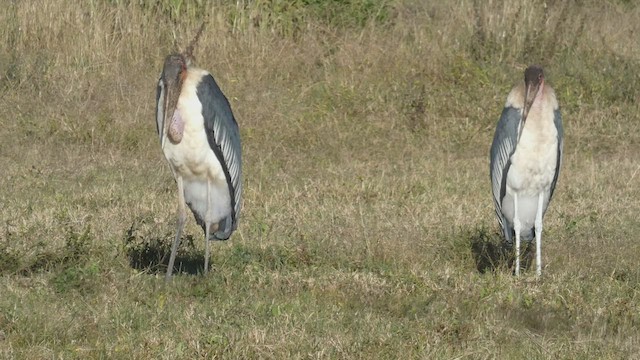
<box><xmin>157</xmin><ymin>24</ymin><xmax>205</xmax><ymax>147</ymax></box>
<box><xmin>522</xmin><ymin>65</ymin><xmax>545</xmax><ymax>125</ymax></box>
<box><xmin>160</xmin><ymin>54</ymin><xmax>187</xmax><ymax>145</ymax></box>
<box><xmin>162</xmin><ymin>54</ymin><xmax>187</xmax><ymax>84</ymax></box>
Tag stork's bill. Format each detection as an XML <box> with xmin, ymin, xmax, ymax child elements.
<box><xmin>520</xmin><ymin>65</ymin><xmax>544</xmax><ymax>142</ymax></box>
<box><xmin>159</xmin><ymin>55</ymin><xmax>188</xmax><ymax>147</ymax></box>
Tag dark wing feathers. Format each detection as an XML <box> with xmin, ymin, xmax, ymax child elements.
<box><xmin>548</xmin><ymin>109</ymin><xmax>563</xmax><ymax>201</ymax></box>
<box><xmin>197</xmin><ymin>73</ymin><xmax>242</xmax><ymax>240</ymax></box>
<box><xmin>489</xmin><ymin>106</ymin><xmax>522</xmax><ymax>239</ymax></box>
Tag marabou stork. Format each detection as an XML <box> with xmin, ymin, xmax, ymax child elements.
<box><xmin>490</xmin><ymin>65</ymin><xmax>563</xmax><ymax>276</ymax></box>
<box><xmin>156</xmin><ymin>27</ymin><xmax>242</xmax><ymax>281</ymax></box>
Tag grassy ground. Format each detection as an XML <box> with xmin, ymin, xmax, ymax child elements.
<box><xmin>1</xmin><ymin>0</ymin><xmax>639</xmax><ymax>358</ymax></box>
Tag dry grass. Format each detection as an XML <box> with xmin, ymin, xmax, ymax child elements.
<box><xmin>1</xmin><ymin>0</ymin><xmax>640</xmax><ymax>358</ymax></box>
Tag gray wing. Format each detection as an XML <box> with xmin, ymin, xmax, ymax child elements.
<box><xmin>489</xmin><ymin>106</ymin><xmax>522</xmax><ymax>238</ymax></box>
<box><xmin>155</xmin><ymin>78</ymin><xmax>165</xmax><ymax>144</ymax></box>
<box><xmin>548</xmin><ymin>109</ymin><xmax>563</xmax><ymax>200</ymax></box>
<box><xmin>197</xmin><ymin>73</ymin><xmax>242</xmax><ymax>240</ymax></box>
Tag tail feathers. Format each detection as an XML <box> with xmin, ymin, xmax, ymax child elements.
<box><xmin>503</xmin><ymin>224</ymin><xmax>535</xmax><ymax>247</ymax></box>
<box><xmin>520</xmin><ymin>227</ymin><xmax>535</xmax><ymax>242</ymax></box>
<box><xmin>211</xmin><ymin>216</ymin><xmax>233</xmax><ymax>241</ymax></box>
<box><xmin>190</xmin><ymin>207</ymin><xmax>233</xmax><ymax>241</ymax></box>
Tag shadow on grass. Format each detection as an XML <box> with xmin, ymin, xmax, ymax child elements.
<box><xmin>469</xmin><ymin>228</ymin><xmax>534</xmax><ymax>274</ymax></box>
<box><xmin>123</xmin><ymin>218</ymin><xmax>317</xmax><ymax>277</ymax></box>
<box><xmin>124</xmin><ymin>223</ymin><xmax>205</xmax><ymax>276</ymax></box>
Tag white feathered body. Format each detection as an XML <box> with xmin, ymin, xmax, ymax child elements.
<box><xmin>501</xmin><ymin>84</ymin><xmax>560</xmax><ymax>236</ymax></box>
<box><xmin>161</xmin><ymin>68</ymin><xmax>231</xmax><ymax>226</ymax></box>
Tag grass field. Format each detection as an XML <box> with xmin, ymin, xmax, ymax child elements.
<box><xmin>1</xmin><ymin>0</ymin><xmax>640</xmax><ymax>358</ymax></box>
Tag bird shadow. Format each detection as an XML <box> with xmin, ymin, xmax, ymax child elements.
<box><xmin>469</xmin><ymin>228</ymin><xmax>534</xmax><ymax>274</ymax></box>
<box><xmin>124</xmin><ymin>222</ymin><xmax>205</xmax><ymax>276</ymax></box>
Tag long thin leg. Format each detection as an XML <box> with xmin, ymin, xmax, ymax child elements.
<box><xmin>513</xmin><ymin>192</ymin><xmax>521</xmax><ymax>276</ymax></box>
<box><xmin>535</xmin><ymin>192</ymin><xmax>544</xmax><ymax>277</ymax></box>
<box><xmin>204</xmin><ymin>222</ymin><xmax>211</xmax><ymax>274</ymax></box>
<box><xmin>204</xmin><ymin>179</ymin><xmax>212</xmax><ymax>275</ymax></box>
<box><xmin>166</xmin><ymin>176</ymin><xmax>187</xmax><ymax>282</ymax></box>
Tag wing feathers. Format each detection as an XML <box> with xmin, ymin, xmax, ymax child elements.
<box><xmin>197</xmin><ymin>73</ymin><xmax>243</xmax><ymax>240</ymax></box>
<box><xmin>490</xmin><ymin>106</ymin><xmax>522</xmax><ymax>233</ymax></box>
<box><xmin>548</xmin><ymin>109</ymin><xmax>563</xmax><ymax>201</ymax></box>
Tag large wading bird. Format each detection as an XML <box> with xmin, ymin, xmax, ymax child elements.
<box><xmin>490</xmin><ymin>65</ymin><xmax>563</xmax><ymax>276</ymax></box>
<box><xmin>156</xmin><ymin>26</ymin><xmax>242</xmax><ymax>281</ymax></box>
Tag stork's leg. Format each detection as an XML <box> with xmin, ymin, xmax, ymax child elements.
<box><xmin>166</xmin><ymin>176</ymin><xmax>187</xmax><ymax>282</ymax></box>
<box><xmin>204</xmin><ymin>222</ymin><xmax>211</xmax><ymax>275</ymax></box>
<box><xmin>535</xmin><ymin>192</ymin><xmax>544</xmax><ymax>276</ymax></box>
<box><xmin>513</xmin><ymin>192</ymin><xmax>521</xmax><ymax>276</ymax></box>
<box><xmin>204</xmin><ymin>179</ymin><xmax>212</xmax><ymax>275</ymax></box>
